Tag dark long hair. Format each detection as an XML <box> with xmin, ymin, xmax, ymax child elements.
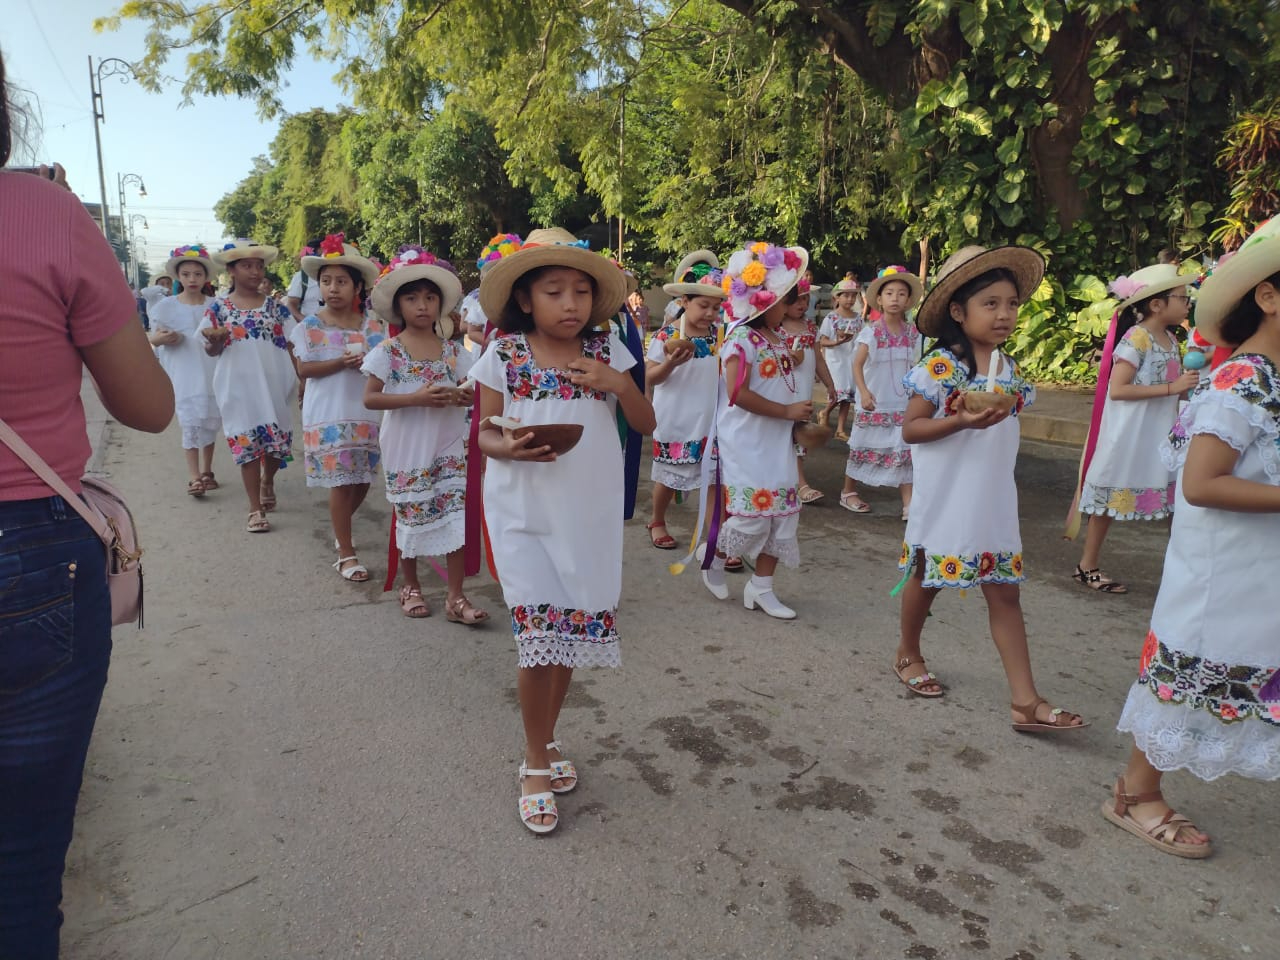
<box><xmin>930</xmin><ymin>267</ymin><xmax>1019</xmax><ymax>380</ymax></box>
<box><xmin>497</xmin><ymin>265</ymin><xmax>598</xmax><ymax>334</ymax></box>
<box><xmin>317</xmin><ymin>263</ymin><xmax>368</xmax><ymax>309</ymax></box>
<box><xmin>747</xmin><ymin>284</ymin><xmax>799</xmax><ymax>330</ymax></box>
<box><xmin>1218</xmin><ymin>270</ymin><xmax>1280</xmax><ymax>346</ymax></box>
<box><xmin>1116</xmin><ymin>292</ymin><xmax>1176</xmax><ymax>342</ymax></box>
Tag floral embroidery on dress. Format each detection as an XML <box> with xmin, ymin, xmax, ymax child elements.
<box><xmin>908</xmin><ymin>348</ymin><xmax>1033</xmax><ymax>417</ymax></box>
<box><xmin>301</xmin><ymin>421</ymin><xmax>380</xmax><ymax>484</ymax></box>
<box><xmin>226</xmin><ymin>421</ymin><xmax>293</xmax><ymax>466</ymax></box>
<box><xmin>301</xmin><ymin>315</ymin><xmax>387</xmax><ymax>355</ymax></box>
<box><xmin>726</xmin><ymin>327</ymin><xmax>794</xmax><ymax>381</ymax></box>
<box><xmin>652</xmin><ymin>324</ymin><xmax>719</xmax><ymax>358</ymax></box>
<box><xmin>496</xmin><ymin>332</ymin><xmax>611</xmax><ymax>402</ymax></box>
<box><xmin>383</xmin><ymin>338</ymin><xmax>460</xmax><ymax>386</ymax></box>
<box><xmin>385</xmin><ymin>454</ymin><xmax>467</xmax><ymax>497</ymax></box>
<box><xmin>1167</xmin><ymin>354</ymin><xmax>1280</xmax><ymax>458</ymax></box>
<box><xmin>848</xmin><ymin>448</ymin><xmax>911</xmax><ymax>470</ymax></box>
<box><xmin>785</xmin><ymin>320</ymin><xmax>819</xmax><ymax>350</ymax></box>
<box><xmin>853</xmin><ymin>409</ymin><xmax>905</xmax><ymax>429</ymax></box>
<box><xmin>870</xmin><ymin>320</ymin><xmax>920</xmax><ymax>351</ymax></box>
<box><xmin>206</xmin><ymin>298</ymin><xmax>292</xmax><ymax>351</ymax></box>
<box><xmin>511</xmin><ymin>603</ymin><xmax>618</xmax><ymax>643</ymax></box>
<box><xmin>1136</xmin><ymin>630</ymin><xmax>1280</xmax><ymax>727</ymax></box>
<box><xmin>652</xmin><ymin>437</ymin><xmax>709</xmax><ymax>465</ymax></box>
<box><xmin>899</xmin><ymin>542</ymin><xmax>1025</xmax><ymax>588</ymax></box>
<box><xmin>723</xmin><ymin>482</ymin><xmax>800</xmax><ymax>517</ymax></box>
<box><xmin>394</xmin><ymin>488</ymin><xmax>464</xmax><ymax>527</ymax></box>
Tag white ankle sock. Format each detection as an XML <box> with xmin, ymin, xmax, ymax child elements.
<box><xmin>704</xmin><ymin>563</ymin><xmax>726</xmax><ymax>587</ymax></box>
<box><xmin>750</xmin><ymin>574</ymin><xmax>774</xmax><ymax>592</ymax></box>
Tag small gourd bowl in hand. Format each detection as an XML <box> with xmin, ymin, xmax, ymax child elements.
<box><xmin>663</xmin><ymin>337</ymin><xmax>695</xmax><ymax>358</ymax></box>
<box><xmin>489</xmin><ymin>417</ymin><xmax>584</xmax><ymax>457</ymax></box>
<box><xmin>961</xmin><ymin>390</ymin><xmax>1017</xmax><ymax>415</ymax></box>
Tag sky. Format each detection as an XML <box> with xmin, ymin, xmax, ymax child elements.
<box><xmin>7</xmin><ymin>0</ymin><xmax>348</xmax><ymax>273</ymax></box>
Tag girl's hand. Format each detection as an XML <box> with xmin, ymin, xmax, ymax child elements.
<box><xmin>412</xmin><ymin>384</ymin><xmax>457</xmax><ymax>408</ymax></box>
<box><xmin>789</xmin><ymin>349</ymin><xmax>806</xmax><ymax>367</ymax></box>
<box><xmin>342</xmin><ymin>351</ymin><xmax>365</xmax><ymax>369</ymax></box>
<box><xmin>453</xmin><ymin>383</ymin><xmax>475</xmax><ymax>407</ymax></box>
<box><xmin>784</xmin><ymin>402</ymin><xmax>813</xmax><ymax>422</ymax></box>
<box><xmin>665</xmin><ymin>341</ymin><xmax>695</xmax><ymax>366</ymax></box>
<box><xmin>202</xmin><ymin>325</ymin><xmax>229</xmax><ymax>342</ymax></box>
<box><xmin>488</xmin><ymin>419</ymin><xmax>555</xmax><ymax>462</ymax></box>
<box><xmin>861</xmin><ymin>392</ymin><xmax>877</xmax><ymax>412</ymax></box>
<box><xmin>955</xmin><ymin>405</ymin><xmax>1008</xmax><ymax>430</ymax></box>
<box><xmin>1171</xmin><ymin>370</ymin><xmax>1200</xmax><ymax>394</ymax></box>
<box><xmin>567</xmin><ymin>357</ymin><xmax>628</xmax><ymax>395</ymax></box>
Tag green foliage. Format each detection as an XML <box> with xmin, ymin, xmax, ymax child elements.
<box><xmin>1209</xmin><ymin>99</ymin><xmax>1280</xmax><ymax>251</ymax></box>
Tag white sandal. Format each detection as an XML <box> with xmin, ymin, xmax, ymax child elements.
<box><xmin>545</xmin><ymin>740</ymin><xmax>578</xmax><ymax>794</ymax></box>
<box><xmin>518</xmin><ymin>762</ymin><xmax>559</xmax><ymax>835</ymax></box>
<box><xmin>333</xmin><ymin>556</ymin><xmax>369</xmax><ymax>582</ymax></box>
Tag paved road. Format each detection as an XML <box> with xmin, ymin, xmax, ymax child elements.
<box><xmin>61</xmin><ymin>410</ymin><xmax>1275</xmax><ymax>960</ymax></box>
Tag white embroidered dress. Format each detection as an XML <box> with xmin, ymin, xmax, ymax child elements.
<box><xmin>819</xmin><ymin>311</ymin><xmax>863</xmax><ymax>404</ymax></box>
<box><xmin>150</xmin><ymin>295</ymin><xmax>220</xmax><ymax>449</ymax></box>
<box><xmin>1117</xmin><ymin>355</ymin><xmax>1280</xmax><ymax>781</ymax></box>
<box><xmin>646</xmin><ymin>323</ymin><xmax>720</xmax><ymax>491</ymax></box>
<box><xmin>846</xmin><ymin>319</ymin><xmax>920</xmax><ymax>486</ymax></box>
<box><xmin>470</xmin><ymin>331</ymin><xmax>635</xmax><ymax>669</ymax></box>
<box><xmin>289</xmin><ymin>315</ymin><xmax>387</xmax><ymax>488</ymax></box>
<box><xmin>361</xmin><ymin>337</ymin><xmax>473</xmax><ymax>558</ymax></box>
<box><xmin>1080</xmin><ymin>325</ymin><xmax>1182</xmax><ymax>520</ymax></box>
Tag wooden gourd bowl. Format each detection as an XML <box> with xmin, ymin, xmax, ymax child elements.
<box><xmin>961</xmin><ymin>390</ymin><xmax>1017</xmax><ymax>415</ymax></box>
<box><xmin>514</xmin><ymin>423</ymin><xmax>584</xmax><ymax>456</ymax></box>
<box><xmin>663</xmin><ymin>337</ymin><xmax>694</xmax><ymax>357</ymax></box>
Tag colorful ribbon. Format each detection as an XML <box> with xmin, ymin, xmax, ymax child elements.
<box><xmin>619</xmin><ymin>305</ymin><xmax>646</xmax><ymax>521</ymax></box>
<box><xmin>1064</xmin><ymin>311</ymin><xmax>1120</xmax><ymax>540</ymax></box>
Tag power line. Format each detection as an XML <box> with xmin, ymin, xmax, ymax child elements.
<box><xmin>21</xmin><ymin>0</ymin><xmax>81</xmax><ymax>104</ymax></box>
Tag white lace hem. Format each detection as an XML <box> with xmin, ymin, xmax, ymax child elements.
<box><xmin>306</xmin><ymin>469</ymin><xmax>381</xmax><ymax>489</ymax></box>
<box><xmin>517</xmin><ymin>636</ymin><xmax>621</xmax><ymax>669</ymax></box>
<box><xmin>181</xmin><ymin>419</ymin><xmax>221</xmax><ymax>450</ymax></box>
<box><xmin>1162</xmin><ymin>387</ymin><xmax>1280</xmax><ymax>484</ymax></box>
<box><xmin>650</xmin><ymin>462</ymin><xmax>703</xmax><ymax>491</ymax></box>
<box><xmin>1117</xmin><ymin>684</ymin><xmax>1280</xmax><ymax>782</ymax></box>
<box><xmin>395</xmin><ymin>515</ymin><xmax>465</xmax><ymax>558</ymax></box>
<box><xmin>845</xmin><ymin>459</ymin><xmax>912</xmax><ymax>487</ymax></box>
<box><xmin>716</xmin><ymin>527</ymin><xmax>800</xmax><ymax>568</ymax></box>
<box><xmin>176</xmin><ymin>396</ymin><xmax>219</xmax><ymax>430</ymax></box>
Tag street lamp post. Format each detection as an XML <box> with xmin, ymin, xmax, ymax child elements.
<box><xmin>128</xmin><ymin>214</ymin><xmax>149</xmax><ymax>289</ymax></box>
<box><xmin>117</xmin><ymin>172</ymin><xmax>147</xmax><ymax>283</ymax></box>
<box><xmin>88</xmin><ymin>56</ymin><xmax>140</xmax><ymax>246</ymax></box>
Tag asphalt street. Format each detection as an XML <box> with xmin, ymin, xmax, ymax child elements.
<box><xmin>61</xmin><ymin>405</ymin><xmax>1278</xmax><ymax>960</ymax></box>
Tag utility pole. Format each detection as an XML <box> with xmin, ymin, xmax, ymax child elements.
<box><xmin>89</xmin><ymin>56</ymin><xmax>140</xmax><ymax>253</ymax></box>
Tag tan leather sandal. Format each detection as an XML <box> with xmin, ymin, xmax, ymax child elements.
<box><xmin>1010</xmin><ymin>697</ymin><xmax>1088</xmax><ymax>733</ymax></box>
<box><xmin>399</xmin><ymin>585</ymin><xmax>430</xmax><ymax>618</ymax></box>
<box><xmin>1101</xmin><ymin>776</ymin><xmax>1211</xmax><ymax>859</ymax></box>
<box><xmin>246</xmin><ymin>510</ymin><xmax>270</xmax><ymax>533</ymax></box>
<box><xmin>893</xmin><ymin>656</ymin><xmax>943</xmax><ymax>697</ymax></box>
<box><xmin>445</xmin><ymin>595</ymin><xmax>489</xmax><ymax>626</ymax></box>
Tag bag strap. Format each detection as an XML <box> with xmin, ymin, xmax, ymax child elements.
<box><xmin>0</xmin><ymin>417</ymin><xmax>112</xmax><ymax>542</ymax></box>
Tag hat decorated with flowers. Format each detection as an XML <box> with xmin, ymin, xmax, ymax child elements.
<box><xmin>300</xmin><ymin>232</ymin><xmax>380</xmax><ymax>288</ymax></box>
<box><xmin>663</xmin><ymin>249</ymin><xmax>728</xmax><ymax>299</ymax></box>
<box><xmin>165</xmin><ymin>243</ymin><xmax>218</xmax><ymax>281</ymax></box>
<box><xmin>833</xmin><ymin>278</ymin><xmax>859</xmax><ymax>294</ymax></box>
<box><xmin>1192</xmin><ymin>219</ymin><xmax>1280</xmax><ymax>346</ymax></box>
<box><xmin>865</xmin><ymin>265</ymin><xmax>924</xmax><ymax>310</ymax></box>
<box><xmin>1108</xmin><ymin>263</ymin><xmax>1192</xmax><ymax>317</ymax></box>
<box><xmin>371</xmin><ymin>245</ymin><xmax>463</xmax><ymax>335</ymax></box>
<box><xmin>478</xmin><ymin>227</ymin><xmax>628</xmax><ymax>327</ymax></box>
<box><xmin>212</xmin><ymin>238</ymin><xmax>279</xmax><ymax>268</ymax></box>
<box><xmin>476</xmin><ymin>233</ymin><xmax>524</xmax><ymax>271</ymax></box>
<box><xmin>720</xmin><ymin>241</ymin><xmax>809</xmax><ymax>327</ymax></box>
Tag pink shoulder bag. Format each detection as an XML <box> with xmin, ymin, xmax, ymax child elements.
<box><xmin>0</xmin><ymin>418</ymin><xmax>144</xmax><ymax>627</ymax></box>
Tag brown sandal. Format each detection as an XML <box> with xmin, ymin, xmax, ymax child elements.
<box><xmin>1101</xmin><ymin>776</ymin><xmax>1211</xmax><ymax>859</ymax></box>
<box><xmin>445</xmin><ymin>595</ymin><xmax>489</xmax><ymax>626</ymax></box>
<box><xmin>199</xmin><ymin>472</ymin><xmax>219</xmax><ymax>490</ymax></box>
<box><xmin>1010</xmin><ymin>697</ymin><xmax>1088</xmax><ymax>733</ymax></box>
<box><xmin>246</xmin><ymin>510</ymin><xmax>270</xmax><ymax>533</ymax></box>
<box><xmin>399</xmin><ymin>586</ymin><xmax>430</xmax><ymax>619</ymax></box>
<box><xmin>893</xmin><ymin>656</ymin><xmax>944</xmax><ymax>697</ymax></box>
<box><xmin>1072</xmin><ymin>565</ymin><xmax>1128</xmax><ymax>594</ymax></box>
<box><xmin>260</xmin><ymin>481</ymin><xmax>277</xmax><ymax>512</ymax></box>
<box><xmin>646</xmin><ymin>522</ymin><xmax>678</xmax><ymax>549</ymax></box>
<box><xmin>187</xmin><ymin>478</ymin><xmax>206</xmax><ymax>498</ymax></box>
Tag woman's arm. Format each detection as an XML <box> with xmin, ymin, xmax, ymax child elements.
<box><xmin>1180</xmin><ymin>433</ymin><xmax>1280</xmax><ymax>512</ymax></box>
<box><xmin>81</xmin><ymin>319</ymin><xmax>175</xmax><ymax>433</ymax></box>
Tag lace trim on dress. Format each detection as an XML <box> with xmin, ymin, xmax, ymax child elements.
<box><xmin>395</xmin><ymin>514</ymin><xmax>466</xmax><ymax>559</ymax></box>
<box><xmin>717</xmin><ymin>525</ymin><xmax>801</xmax><ymax>569</ymax></box>
<box><xmin>1162</xmin><ymin>387</ymin><xmax>1280</xmax><ymax>483</ymax></box>
<box><xmin>650</xmin><ymin>462</ymin><xmax>703</xmax><ymax>492</ymax></box>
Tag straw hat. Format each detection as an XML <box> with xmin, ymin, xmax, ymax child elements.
<box><xmin>165</xmin><ymin>244</ymin><xmax>218</xmax><ymax>281</ymax></box>
<box><xmin>833</xmin><ymin>279</ymin><xmax>859</xmax><ymax>294</ymax></box>
<box><xmin>212</xmin><ymin>238</ymin><xmax>279</xmax><ymax>268</ymax></box>
<box><xmin>300</xmin><ymin>233</ymin><xmax>380</xmax><ymax>288</ymax></box>
<box><xmin>1193</xmin><ymin>219</ymin><xmax>1280</xmax><ymax>346</ymax></box>
<box><xmin>721</xmin><ymin>242</ymin><xmax>809</xmax><ymax>327</ymax></box>
<box><xmin>865</xmin><ymin>265</ymin><xmax>924</xmax><ymax>311</ymax></box>
<box><xmin>915</xmin><ymin>245</ymin><xmax>1046</xmax><ymax>337</ymax></box>
<box><xmin>370</xmin><ymin>245</ymin><xmax>463</xmax><ymax>336</ymax></box>
<box><xmin>663</xmin><ymin>249</ymin><xmax>728</xmax><ymax>299</ymax></box>
<box><xmin>478</xmin><ymin>227</ymin><xmax>627</xmax><ymax>327</ymax></box>
<box><xmin>1107</xmin><ymin>263</ymin><xmax>1191</xmax><ymax>316</ymax></box>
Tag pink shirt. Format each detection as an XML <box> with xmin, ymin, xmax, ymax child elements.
<box><xmin>0</xmin><ymin>173</ymin><xmax>136</xmax><ymax>500</ymax></box>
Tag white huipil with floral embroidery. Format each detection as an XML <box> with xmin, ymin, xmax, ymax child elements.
<box><xmin>289</xmin><ymin>314</ymin><xmax>387</xmax><ymax>488</ymax></box>
<box><xmin>198</xmin><ymin>297</ymin><xmax>297</xmax><ymax>465</ymax></box>
<box><xmin>900</xmin><ymin>348</ymin><xmax>1035</xmax><ymax>589</ymax></box>
<box><xmin>716</xmin><ymin>325</ymin><xmax>802</xmax><ymax>567</ymax></box>
<box><xmin>846</xmin><ymin>319</ymin><xmax>920</xmax><ymax>486</ymax></box>
<box><xmin>470</xmin><ymin>330</ymin><xmax>635</xmax><ymax>669</ymax></box>
<box><xmin>149</xmin><ymin>296</ymin><xmax>220</xmax><ymax>449</ymax></box>
<box><xmin>818</xmin><ymin>311</ymin><xmax>863</xmax><ymax>403</ymax></box>
<box><xmin>1118</xmin><ymin>355</ymin><xmax>1280</xmax><ymax>781</ymax></box>
<box><xmin>360</xmin><ymin>337</ymin><xmax>474</xmax><ymax>558</ymax></box>
<box><xmin>646</xmin><ymin>323</ymin><xmax>720</xmax><ymax>491</ymax></box>
<box><xmin>1080</xmin><ymin>324</ymin><xmax>1182</xmax><ymax>520</ymax></box>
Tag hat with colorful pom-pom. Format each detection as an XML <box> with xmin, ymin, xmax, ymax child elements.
<box><xmin>663</xmin><ymin>249</ymin><xmax>728</xmax><ymax>299</ymax></box>
<box><xmin>478</xmin><ymin>227</ymin><xmax>628</xmax><ymax>327</ymax></box>
<box><xmin>300</xmin><ymin>232</ymin><xmax>380</xmax><ymax>288</ymax></box>
<box><xmin>211</xmin><ymin>238</ymin><xmax>278</xmax><ymax>268</ymax></box>
<box><xmin>720</xmin><ymin>241</ymin><xmax>809</xmax><ymax>328</ymax></box>
<box><xmin>371</xmin><ymin>245</ymin><xmax>463</xmax><ymax>334</ymax></box>
<box><xmin>164</xmin><ymin>243</ymin><xmax>219</xmax><ymax>281</ymax></box>
<box><xmin>865</xmin><ymin>265</ymin><xmax>925</xmax><ymax>311</ymax></box>
<box><xmin>1193</xmin><ymin>219</ymin><xmax>1280</xmax><ymax>346</ymax></box>
<box><xmin>476</xmin><ymin>233</ymin><xmax>524</xmax><ymax>271</ymax></box>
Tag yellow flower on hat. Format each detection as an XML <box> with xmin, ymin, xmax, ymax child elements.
<box><xmin>721</xmin><ymin>274</ymin><xmax>734</xmax><ymax>293</ymax></box>
<box><xmin>741</xmin><ymin>261</ymin><xmax>767</xmax><ymax>287</ymax></box>
<box><xmin>750</xmin><ymin>242</ymin><xmax>768</xmax><ymax>256</ymax></box>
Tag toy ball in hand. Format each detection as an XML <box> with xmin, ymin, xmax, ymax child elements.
<box><xmin>1184</xmin><ymin>350</ymin><xmax>1208</xmax><ymax>371</ymax></box>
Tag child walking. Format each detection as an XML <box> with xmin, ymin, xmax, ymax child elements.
<box><xmin>841</xmin><ymin>266</ymin><xmax>922</xmax><ymax>518</ymax></box>
<box><xmin>646</xmin><ymin>250</ymin><xmax>726</xmax><ymax>551</ymax></box>
<box><xmin>362</xmin><ymin>246</ymin><xmax>487</xmax><ymax>623</ymax></box>
<box><xmin>782</xmin><ymin>279</ymin><xmax>837</xmax><ymax>505</ymax></box>
<box><xmin>818</xmin><ymin>278</ymin><xmax>864</xmax><ymax>439</ymax></box>
<box><xmin>471</xmin><ymin>228</ymin><xmax>655</xmax><ymax>834</ymax></box>
<box><xmin>200</xmin><ymin>240</ymin><xmax>297</xmax><ymax>532</ymax></box>
<box><xmin>894</xmin><ymin>245</ymin><xmax>1086</xmax><ymax>733</ymax></box>
<box><xmin>288</xmin><ymin>234</ymin><xmax>385</xmax><ymax>581</ymax></box>
<box><xmin>702</xmin><ymin>242</ymin><xmax>812</xmax><ymax>619</ymax></box>
<box><xmin>149</xmin><ymin>244</ymin><xmax>220</xmax><ymax>497</ymax></box>
<box><xmin>1068</xmin><ymin>263</ymin><xmax>1197</xmax><ymax>594</ymax></box>
<box><xmin>1106</xmin><ymin>219</ymin><xmax>1280</xmax><ymax>858</ymax></box>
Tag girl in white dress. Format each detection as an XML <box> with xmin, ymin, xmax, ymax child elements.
<box><xmin>363</xmin><ymin>245</ymin><xmax>486</xmax><ymax>623</ymax></box>
<box><xmin>148</xmin><ymin>244</ymin><xmax>219</xmax><ymax>497</ymax></box>
<box><xmin>472</xmin><ymin>228</ymin><xmax>655</xmax><ymax>835</ymax></box>
<box><xmin>645</xmin><ymin>251</ymin><xmax>726</xmax><ymax>551</ymax></box>
<box><xmin>702</xmin><ymin>242</ymin><xmax>812</xmax><ymax>620</ymax></box>
<box><xmin>894</xmin><ymin>245</ymin><xmax>1087</xmax><ymax>734</ymax></box>
<box><xmin>818</xmin><ymin>279</ymin><xmax>864</xmax><ymax>439</ymax></box>
<box><xmin>841</xmin><ymin>266</ymin><xmax>922</xmax><ymax>517</ymax></box>
<box><xmin>1106</xmin><ymin>220</ymin><xmax>1280</xmax><ymax>858</ymax></box>
<box><xmin>781</xmin><ymin>280</ymin><xmax>836</xmax><ymax>505</ymax></box>
<box><xmin>199</xmin><ymin>240</ymin><xmax>297</xmax><ymax>533</ymax></box>
<box><xmin>288</xmin><ymin>234</ymin><xmax>385</xmax><ymax>582</ymax></box>
<box><xmin>1069</xmin><ymin>264</ymin><xmax>1198</xmax><ymax>594</ymax></box>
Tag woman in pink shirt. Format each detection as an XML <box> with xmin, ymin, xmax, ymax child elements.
<box><xmin>0</xmin><ymin>56</ymin><xmax>173</xmax><ymax>958</ymax></box>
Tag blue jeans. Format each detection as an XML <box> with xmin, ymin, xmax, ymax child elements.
<box><xmin>0</xmin><ymin>496</ymin><xmax>112</xmax><ymax>959</ymax></box>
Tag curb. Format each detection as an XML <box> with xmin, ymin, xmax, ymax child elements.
<box><xmin>1019</xmin><ymin>413</ymin><xmax>1087</xmax><ymax>448</ymax></box>
<box><xmin>81</xmin><ymin>373</ymin><xmax>113</xmax><ymax>474</ymax></box>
